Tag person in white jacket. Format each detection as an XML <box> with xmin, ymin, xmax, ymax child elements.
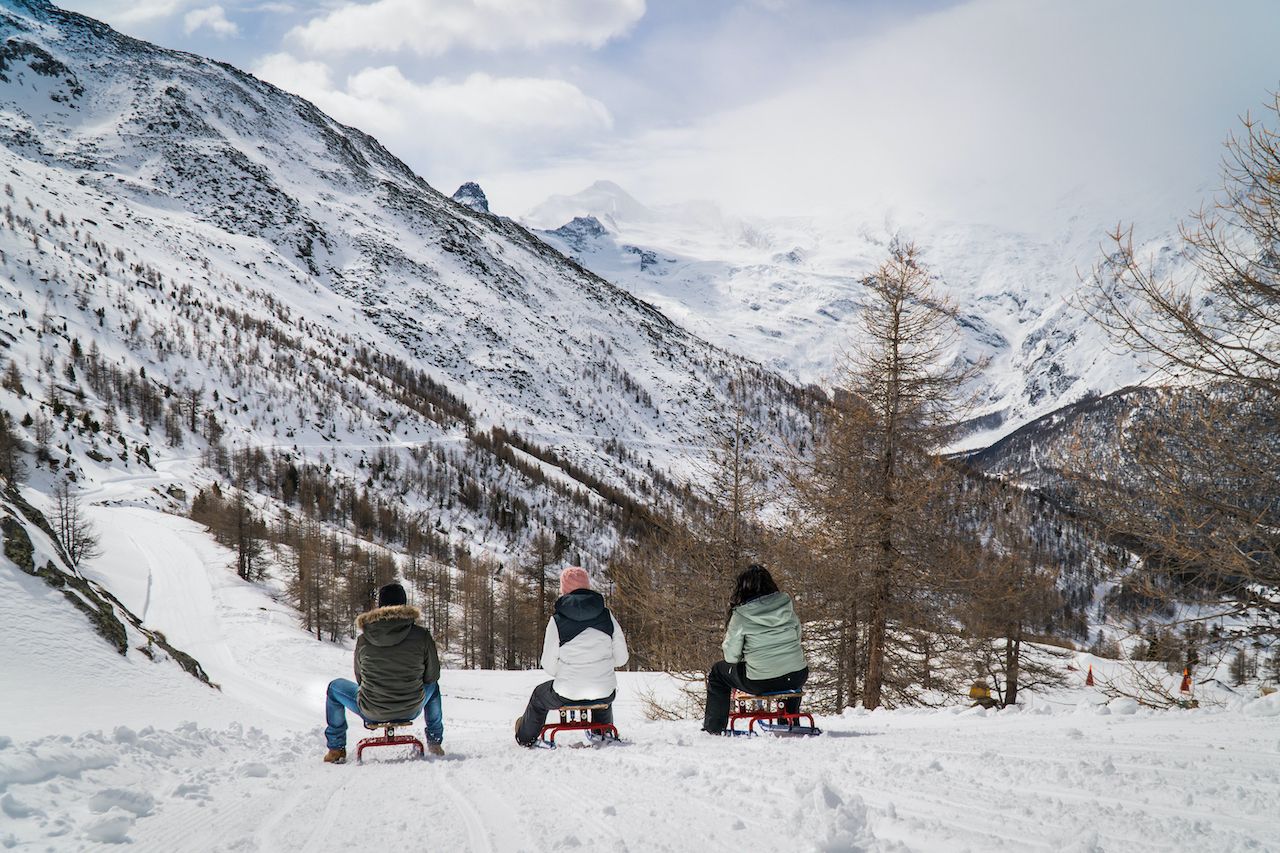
<box><xmin>514</xmin><ymin>567</ymin><xmax>628</xmax><ymax>747</ymax></box>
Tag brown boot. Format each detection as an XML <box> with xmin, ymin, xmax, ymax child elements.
<box><xmin>427</xmin><ymin>741</ymin><xmax>445</xmax><ymax>757</ymax></box>
<box><xmin>514</xmin><ymin>717</ymin><xmax>535</xmax><ymax>748</ymax></box>
<box><xmin>323</xmin><ymin>748</ymin><xmax>346</xmax><ymax>764</ymax></box>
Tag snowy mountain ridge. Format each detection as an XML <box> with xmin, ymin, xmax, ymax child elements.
<box><xmin>524</xmin><ymin>179</ymin><xmax>1193</xmax><ymax>446</ymax></box>
<box><xmin>0</xmin><ymin>0</ymin><xmax>811</xmax><ymax>574</ymax></box>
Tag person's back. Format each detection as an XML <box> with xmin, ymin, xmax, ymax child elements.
<box><xmin>354</xmin><ymin>603</ymin><xmax>439</xmax><ymax>722</ymax></box>
<box><xmin>543</xmin><ymin>586</ymin><xmax>628</xmax><ymax>700</ymax></box>
<box><xmin>323</xmin><ymin>583</ymin><xmax>444</xmax><ymax>762</ymax></box>
<box><xmin>722</xmin><ymin>590</ymin><xmax>805</xmax><ymax>681</ymax></box>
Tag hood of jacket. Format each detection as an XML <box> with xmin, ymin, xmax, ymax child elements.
<box><xmin>733</xmin><ymin>591</ymin><xmax>795</xmax><ymax>628</ymax></box>
<box><xmin>355</xmin><ymin>604</ymin><xmax>420</xmax><ymax>647</ymax></box>
<box><xmin>555</xmin><ymin>589</ymin><xmax>606</xmax><ymax>623</ymax></box>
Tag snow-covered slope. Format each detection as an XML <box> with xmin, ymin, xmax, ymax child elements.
<box><xmin>0</xmin><ymin>0</ymin><xmax>809</xmax><ymax>570</ymax></box>
<box><xmin>526</xmin><ymin>181</ymin><xmax>1188</xmax><ymax>446</ymax></box>
<box><xmin>1</xmin><ymin>486</ymin><xmax>215</xmax><ymax>710</ymax></box>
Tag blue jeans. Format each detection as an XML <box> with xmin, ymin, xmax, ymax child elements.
<box><xmin>324</xmin><ymin>678</ymin><xmax>443</xmax><ymax>749</ymax></box>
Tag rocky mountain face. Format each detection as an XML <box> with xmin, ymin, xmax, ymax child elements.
<box><xmin>451</xmin><ymin>181</ymin><xmax>489</xmax><ymax>214</ymax></box>
<box><xmin>961</xmin><ymin>386</ymin><xmax>1161</xmax><ymax>487</ymax></box>
<box><xmin>0</xmin><ymin>0</ymin><xmax>811</xmax><ymax>573</ymax></box>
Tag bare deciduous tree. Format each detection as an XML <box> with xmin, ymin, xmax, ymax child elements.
<box><xmin>52</xmin><ymin>477</ymin><xmax>100</xmax><ymax>568</ymax></box>
<box><xmin>1087</xmin><ymin>93</ymin><xmax>1280</xmax><ymax>642</ymax></box>
<box><xmin>0</xmin><ymin>411</ymin><xmax>27</xmax><ymax>486</ymax></box>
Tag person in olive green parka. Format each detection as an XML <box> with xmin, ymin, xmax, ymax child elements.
<box><xmin>702</xmin><ymin>564</ymin><xmax>809</xmax><ymax>734</ymax></box>
<box><xmin>323</xmin><ymin>583</ymin><xmax>443</xmax><ymax>762</ymax></box>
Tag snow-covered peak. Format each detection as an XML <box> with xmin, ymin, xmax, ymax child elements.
<box><xmin>451</xmin><ymin>181</ymin><xmax>490</xmax><ymax>213</ymax></box>
<box><xmin>525</xmin><ymin>180</ymin><xmax>657</xmax><ymax>230</ymax></box>
<box><xmin>548</xmin><ymin>215</ymin><xmax>610</xmax><ymax>252</ymax></box>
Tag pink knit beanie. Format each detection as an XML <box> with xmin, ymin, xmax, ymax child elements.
<box><xmin>559</xmin><ymin>566</ymin><xmax>591</xmax><ymax>595</ymax></box>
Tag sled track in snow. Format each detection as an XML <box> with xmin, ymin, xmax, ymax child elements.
<box><xmin>434</xmin><ymin>765</ymin><xmax>494</xmax><ymax>853</ymax></box>
<box><xmin>299</xmin><ymin>774</ymin><xmax>358</xmax><ymax>853</ymax></box>
<box><xmin>253</xmin><ymin>778</ymin><xmax>315</xmax><ymax>853</ymax></box>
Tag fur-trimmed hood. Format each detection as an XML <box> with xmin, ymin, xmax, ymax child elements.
<box><xmin>355</xmin><ymin>604</ymin><xmax>420</xmax><ymax>647</ymax></box>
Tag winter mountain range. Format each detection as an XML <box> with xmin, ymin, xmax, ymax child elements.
<box><xmin>0</xmin><ymin>0</ymin><xmax>812</xmax><ymax>557</ymax></box>
<box><xmin>0</xmin><ymin>0</ymin><xmax>1204</xmax><ymax>677</ymax></box>
<box><xmin>519</xmin><ymin>179</ymin><xmax>1193</xmax><ymax>449</ymax></box>
<box><xmin>0</xmin><ymin>0</ymin><xmax>822</xmax><ymax>682</ymax></box>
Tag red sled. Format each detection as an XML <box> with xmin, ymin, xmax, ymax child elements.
<box><xmin>728</xmin><ymin>690</ymin><xmax>821</xmax><ymax>736</ymax></box>
<box><xmin>356</xmin><ymin>720</ymin><xmax>425</xmax><ymax>763</ymax></box>
<box><xmin>539</xmin><ymin>703</ymin><xmax>620</xmax><ymax>747</ymax></box>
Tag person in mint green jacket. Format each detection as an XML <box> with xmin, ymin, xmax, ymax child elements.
<box><xmin>702</xmin><ymin>564</ymin><xmax>809</xmax><ymax>734</ymax></box>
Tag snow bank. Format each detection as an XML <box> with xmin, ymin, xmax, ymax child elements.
<box><xmin>0</xmin><ymin>725</ymin><xmax>308</xmax><ymax>849</ymax></box>
<box><xmin>1243</xmin><ymin>691</ymin><xmax>1280</xmax><ymax>717</ymax></box>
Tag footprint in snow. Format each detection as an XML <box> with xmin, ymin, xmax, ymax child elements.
<box><xmin>1</xmin><ymin>792</ymin><xmax>45</xmax><ymax>819</ymax></box>
<box><xmin>89</xmin><ymin>788</ymin><xmax>155</xmax><ymax>817</ymax></box>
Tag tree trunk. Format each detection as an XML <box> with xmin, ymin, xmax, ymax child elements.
<box><xmin>1004</xmin><ymin>625</ymin><xmax>1022</xmax><ymax>707</ymax></box>
<box><xmin>835</xmin><ymin>618</ymin><xmax>848</xmax><ymax>710</ymax></box>
<box><xmin>863</xmin><ymin>567</ymin><xmax>890</xmax><ymax>709</ymax></box>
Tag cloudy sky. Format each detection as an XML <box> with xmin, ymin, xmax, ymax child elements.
<box><xmin>59</xmin><ymin>0</ymin><xmax>1280</xmax><ymax>231</ymax></box>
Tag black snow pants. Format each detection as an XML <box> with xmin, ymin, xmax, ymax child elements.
<box><xmin>702</xmin><ymin>662</ymin><xmax>809</xmax><ymax>734</ymax></box>
<box><xmin>516</xmin><ymin>680</ymin><xmax>616</xmax><ymax>746</ymax></box>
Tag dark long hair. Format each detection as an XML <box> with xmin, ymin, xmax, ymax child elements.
<box><xmin>726</xmin><ymin>564</ymin><xmax>779</xmax><ymax>626</ymax></box>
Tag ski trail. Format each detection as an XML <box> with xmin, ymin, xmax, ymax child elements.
<box><xmin>435</xmin><ymin>766</ymin><xmax>494</xmax><ymax>853</ymax></box>
<box><xmin>252</xmin><ymin>779</ymin><xmax>313</xmax><ymax>853</ymax></box>
<box><xmin>299</xmin><ymin>774</ymin><xmax>356</xmax><ymax>853</ymax></box>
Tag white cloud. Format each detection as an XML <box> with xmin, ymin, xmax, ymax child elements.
<box><xmin>63</xmin><ymin>0</ymin><xmax>193</xmax><ymax>26</ymax></box>
<box><xmin>288</xmin><ymin>0</ymin><xmax>645</xmax><ymax>56</ymax></box>
<box><xmin>252</xmin><ymin>52</ymin><xmax>335</xmax><ymax>101</ymax></box>
<box><xmin>486</xmin><ymin>0</ymin><xmax>1280</xmax><ymax>234</ymax></box>
<box><xmin>183</xmin><ymin>5</ymin><xmax>239</xmax><ymax>36</ymax></box>
<box><xmin>253</xmin><ymin>53</ymin><xmax>612</xmax><ymax>184</ymax></box>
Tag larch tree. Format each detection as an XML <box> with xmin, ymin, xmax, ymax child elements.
<box><xmin>0</xmin><ymin>411</ymin><xmax>26</xmax><ymax>486</ymax></box>
<box><xmin>951</xmin><ymin>488</ymin><xmax>1066</xmax><ymax>708</ymax></box>
<box><xmin>699</xmin><ymin>368</ymin><xmax>767</xmax><ymax>579</ymax></box>
<box><xmin>522</xmin><ymin>529</ymin><xmax>566</xmax><ymax>634</ymax></box>
<box><xmin>230</xmin><ymin>453</ymin><xmax>266</xmax><ymax>581</ymax></box>
<box><xmin>791</xmin><ymin>239</ymin><xmax>977</xmax><ymax>709</ymax></box>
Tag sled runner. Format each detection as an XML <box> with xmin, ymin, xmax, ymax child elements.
<box><xmin>539</xmin><ymin>703</ymin><xmax>620</xmax><ymax>747</ymax></box>
<box><xmin>728</xmin><ymin>690</ymin><xmax>821</xmax><ymax>736</ymax></box>
<box><xmin>356</xmin><ymin>720</ymin><xmax>425</xmax><ymax>763</ymax></box>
